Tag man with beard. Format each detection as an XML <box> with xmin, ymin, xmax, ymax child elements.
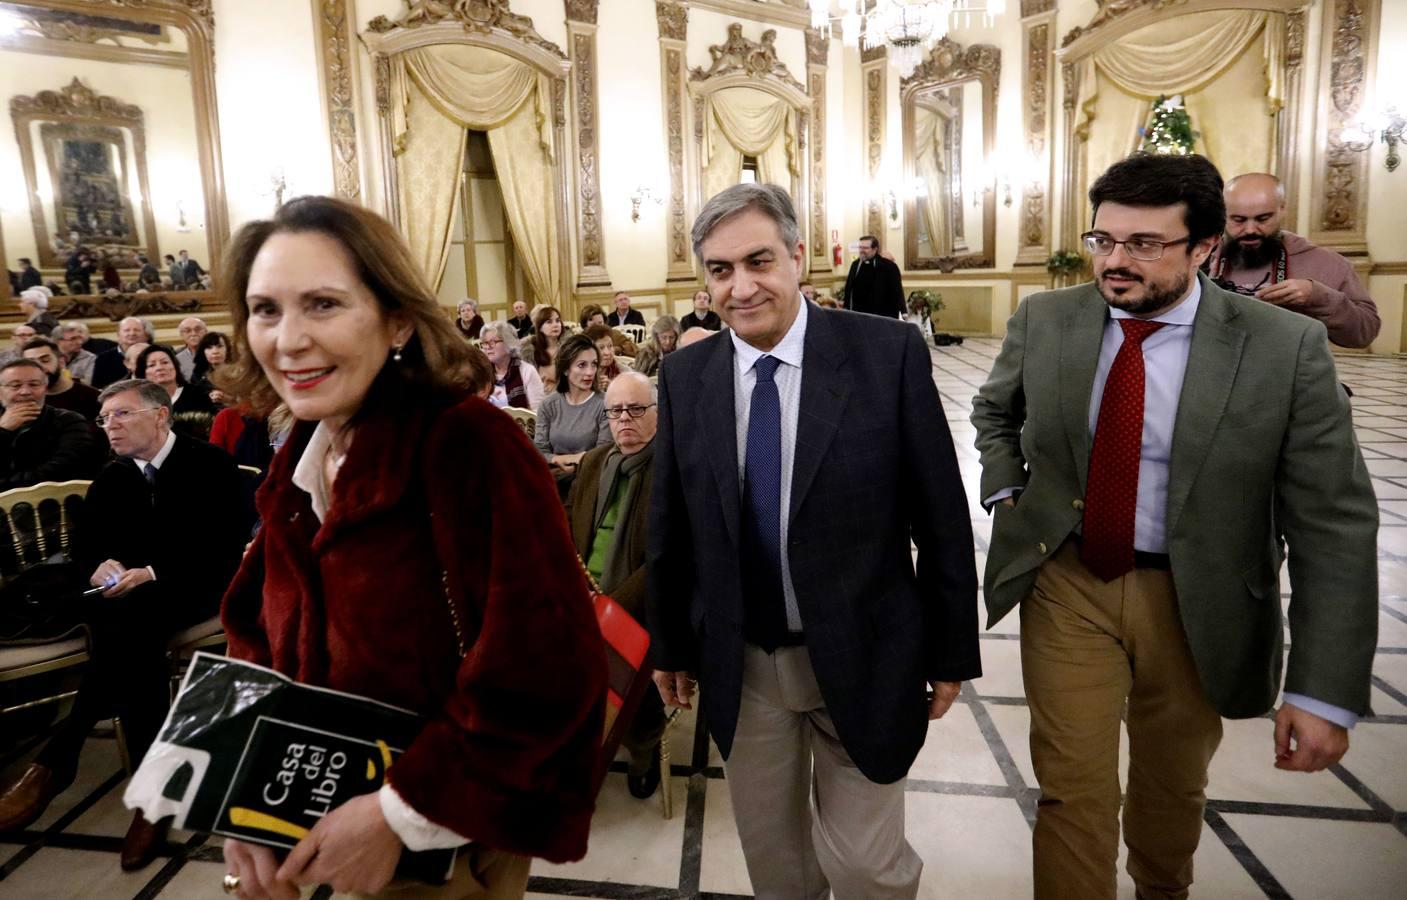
<box><xmin>972</xmin><ymin>153</ymin><xmax>1377</xmax><ymax>900</ymax></box>
<box><xmin>1209</xmin><ymin>172</ymin><xmax>1378</xmax><ymax>348</ymax></box>
<box><xmin>22</xmin><ymin>337</ymin><xmax>101</xmax><ymax>422</ymax></box>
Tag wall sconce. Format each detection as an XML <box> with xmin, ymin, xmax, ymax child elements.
<box><xmin>270</xmin><ymin>168</ymin><xmax>288</xmax><ymax>209</ymax></box>
<box><xmin>630</xmin><ymin>185</ymin><xmax>662</xmax><ymax>222</ymax></box>
<box><xmin>176</xmin><ymin>202</ymin><xmax>191</xmax><ymax>233</ymax></box>
<box><xmin>884</xmin><ymin>189</ymin><xmax>899</xmax><ymax>225</ymax></box>
<box><xmin>1340</xmin><ymin>107</ymin><xmax>1405</xmax><ymax>172</ymax></box>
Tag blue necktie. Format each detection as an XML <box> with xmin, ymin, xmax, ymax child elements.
<box><xmin>142</xmin><ymin>463</ymin><xmax>157</xmax><ymax>486</ymax></box>
<box><xmin>742</xmin><ymin>355</ymin><xmax>788</xmax><ymax>650</ymax></box>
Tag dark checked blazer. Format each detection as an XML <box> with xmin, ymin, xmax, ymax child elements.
<box><xmin>646</xmin><ymin>301</ymin><xmax>980</xmax><ymax>785</ymax></box>
<box><xmin>971</xmin><ymin>273</ymin><xmax>1379</xmax><ymax>718</ymax></box>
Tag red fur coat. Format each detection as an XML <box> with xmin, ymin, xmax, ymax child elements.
<box><xmin>221</xmin><ymin>391</ymin><xmax>607</xmax><ymax>863</ymax></box>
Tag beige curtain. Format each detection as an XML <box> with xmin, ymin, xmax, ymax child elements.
<box><xmin>912</xmin><ymin>105</ymin><xmax>950</xmax><ymax>255</ymax></box>
<box><xmin>391</xmin><ymin>44</ymin><xmax>558</xmax><ymax>303</ymax></box>
<box><xmin>702</xmin><ymin>86</ymin><xmax>798</xmax><ymax>200</ymax></box>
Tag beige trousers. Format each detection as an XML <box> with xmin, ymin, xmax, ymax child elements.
<box><xmin>1021</xmin><ymin>542</ymin><xmax>1224</xmax><ymax>900</ymax></box>
<box><xmin>346</xmin><ymin>846</ymin><xmax>531</xmax><ymax>900</ymax></box>
<box><xmin>725</xmin><ymin>644</ymin><xmax>922</xmax><ymax>900</ymax></box>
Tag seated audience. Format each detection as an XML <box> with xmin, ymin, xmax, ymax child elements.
<box><xmin>0</xmin><ymin>359</ymin><xmax>99</xmax><ymax>488</ymax></box>
<box><xmin>507</xmin><ymin>299</ymin><xmax>534</xmax><ymax>338</ymax></box>
<box><xmin>22</xmin><ymin>337</ymin><xmax>101</xmax><ymax>422</ymax></box>
<box><xmin>190</xmin><ymin>331</ymin><xmax>234</xmax><ymax>406</ymax></box>
<box><xmin>57</xmin><ymin>323</ymin><xmax>97</xmax><ymax>384</ymax></box>
<box><xmin>678</xmin><ymin>325</ymin><xmax>716</xmax><ymax>349</ymax></box>
<box><xmin>173</xmin><ymin>317</ymin><xmax>208</xmax><ymax>380</ymax></box>
<box><xmin>65</xmin><ymin>251</ymin><xmax>94</xmax><ymax>295</ymax></box>
<box><xmin>73</xmin><ymin>319</ymin><xmax>116</xmax><ymax>356</ymax></box>
<box><xmin>0</xmin><ymin>325</ymin><xmax>37</xmax><ymax>366</ymax></box>
<box><xmin>608</xmin><ymin>291</ymin><xmax>646</xmax><ymax>328</ymax></box>
<box><xmin>92</xmin><ymin>316</ymin><xmax>153</xmax><ymax>388</ymax></box>
<box><xmin>455</xmin><ymin>298</ymin><xmax>484</xmax><ymax>340</ymax></box>
<box><xmin>534</xmin><ymin>334</ymin><xmax>611</xmax><ymax>494</ymax></box>
<box><xmin>135</xmin><ymin>344</ymin><xmax>216</xmax><ymax>440</ymax></box>
<box><xmin>564</xmin><ymin>371</ymin><xmax>667</xmax><ymax>799</ymax></box>
<box><xmin>586</xmin><ymin>324</ymin><xmax>632</xmax><ymax>389</ymax></box>
<box><xmin>16</xmin><ymin>257</ymin><xmax>41</xmax><ymax>292</ymax></box>
<box><xmin>123</xmin><ymin>342</ymin><xmax>148</xmax><ymax>378</ymax></box>
<box><xmin>19</xmin><ymin>288</ymin><xmax>59</xmax><ymax>335</ymax></box>
<box><xmin>99</xmin><ymin>255</ymin><xmax>122</xmax><ymax>292</ymax></box>
<box><xmin>631</xmin><ymin>315</ymin><xmax>680</xmax><ymax>377</ymax></box>
<box><xmin>136</xmin><ymin>255</ymin><xmax>161</xmax><ymax>289</ymax></box>
<box><xmin>480</xmin><ymin>320</ymin><xmax>544</xmax><ymax>410</ymax></box>
<box><xmin>579</xmin><ymin>303</ymin><xmax>607</xmax><ymax>330</ymax></box>
<box><xmin>680</xmin><ymin>289</ymin><xmax>722</xmax><ymax>332</ymax></box>
<box><xmin>0</xmin><ymin>378</ymin><xmax>244</xmax><ymax>868</ymax></box>
<box><xmin>529</xmin><ymin>305</ymin><xmax>566</xmax><ymax>390</ymax></box>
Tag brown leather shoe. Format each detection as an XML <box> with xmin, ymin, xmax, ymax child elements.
<box><xmin>119</xmin><ymin>811</ymin><xmax>169</xmax><ymax>871</ymax></box>
<box><xmin>0</xmin><ymin>763</ymin><xmax>71</xmax><ymax>833</ymax></box>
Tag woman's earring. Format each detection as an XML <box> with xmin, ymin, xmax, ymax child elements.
<box><xmin>393</xmin><ymin>345</ymin><xmax>404</xmax><ymax>362</ymax></box>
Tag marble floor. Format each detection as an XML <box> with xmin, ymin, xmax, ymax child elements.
<box><xmin>2</xmin><ymin>339</ymin><xmax>1406</xmax><ymax>899</ymax></box>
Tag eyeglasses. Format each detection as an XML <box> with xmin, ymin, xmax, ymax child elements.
<box><xmin>95</xmin><ymin>407</ymin><xmax>160</xmax><ymax>428</ymax></box>
<box><xmin>480</xmin><ymin>339</ymin><xmax>504</xmax><ymax>348</ymax></box>
<box><xmin>605</xmin><ymin>403</ymin><xmax>657</xmax><ymax>420</ymax></box>
<box><xmin>1081</xmin><ymin>232</ymin><xmax>1192</xmax><ymax>261</ymax></box>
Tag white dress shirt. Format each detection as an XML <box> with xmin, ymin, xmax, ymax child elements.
<box><xmin>291</xmin><ymin>422</ymin><xmax>470</xmax><ymax>851</ymax></box>
<box><xmin>130</xmin><ymin>430</ymin><xmax>177</xmax><ymax>583</ymax></box>
<box><xmin>730</xmin><ymin>297</ymin><xmax>808</xmax><ymax>633</ymax></box>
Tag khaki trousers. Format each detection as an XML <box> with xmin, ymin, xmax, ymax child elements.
<box><xmin>1021</xmin><ymin>542</ymin><xmax>1223</xmax><ymax>900</ymax></box>
<box><xmin>345</xmin><ymin>846</ymin><xmax>531</xmax><ymax>900</ymax></box>
<box><xmin>725</xmin><ymin>644</ymin><xmax>922</xmax><ymax>900</ymax></box>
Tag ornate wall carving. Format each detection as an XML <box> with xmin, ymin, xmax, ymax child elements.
<box><xmin>1017</xmin><ymin>19</ymin><xmax>1052</xmax><ymax>263</ymax></box>
<box><xmin>1316</xmin><ymin>0</ymin><xmax>1372</xmax><ymax>239</ymax></box>
<box><xmin>1277</xmin><ymin>8</ymin><xmax>1306</xmax><ymax>229</ymax></box>
<box><xmin>367</xmin><ymin>0</ymin><xmax>566</xmax><ymax>60</ymax></box>
<box><xmin>317</xmin><ymin>0</ymin><xmax>360</xmax><ymax>201</ymax></box>
<box><xmin>564</xmin><ymin>0</ymin><xmax>597</xmax><ymax>25</ymax></box>
<box><xmin>804</xmin><ymin>25</ymin><xmax>828</xmax><ymax>66</ymax></box>
<box><xmin>808</xmin><ymin>69</ymin><xmax>827</xmax><ymax>265</ymax></box>
<box><xmin>865</xmin><ymin>64</ymin><xmax>884</xmax><ymax>238</ymax></box>
<box><xmin>656</xmin><ymin>0</ymin><xmax>687</xmax><ymax>41</ymax></box>
<box><xmin>1062</xmin><ymin>0</ymin><xmax>1192</xmax><ymax>48</ymax></box>
<box><xmin>1020</xmin><ymin>0</ymin><xmax>1055</xmax><ymax>14</ymax></box>
<box><xmin>657</xmin><ymin>2</ymin><xmax>692</xmax><ymax>279</ymax></box>
<box><xmin>690</xmin><ymin>22</ymin><xmax>806</xmax><ymax>93</ymax></box>
<box><xmin>570</xmin><ymin>28</ymin><xmax>605</xmax><ymax>278</ymax></box>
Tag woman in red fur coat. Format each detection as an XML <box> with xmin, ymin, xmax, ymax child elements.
<box><xmin>215</xmin><ymin>197</ymin><xmax>606</xmax><ymax>900</ymax></box>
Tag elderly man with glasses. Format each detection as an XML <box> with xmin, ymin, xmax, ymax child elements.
<box><xmin>0</xmin><ymin>379</ymin><xmax>246</xmax><ymax>872</ymax></box>
<box><xmin>564</xmin><ymin>372</ymin><xmax>668</xmax><ymax>801</ymax></box>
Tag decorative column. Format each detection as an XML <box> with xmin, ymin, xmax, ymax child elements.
<box><xmin>1276</xmin><ymin>10</ymin><xmax>1306</xmax><ymax>231</ymax></box>
<box><xmin>1309</xmin><ymin>0</ymin><xmax>1378</xmax><ymax>257</ymax></box>
<box><xmin>1015</xmin><ymin>0</ymin><xmax>1055</xmax><ymax>267</ymax></box>
<box><xmin>657</xmin><ymin>1</ymin><xmax>694</xmax><ymax>282</ymax></box>
<box><xmin>1058</xmin><ymin>59</ymin><xmax>1081</xmax><ymax>253</ymax></box>
<box><xmin>862</xmin><ymin>44</ymin><xmax>887</xmax><ymax>239</ymax></box>
<box><xmin>565</xmin><ymin>0</ymin><xmax>610</xmax><ymax>287</ymax></box>
<box><xmin>314</xmin><ymin>0</ymin><xmax>362</xmax><ymax>201</ymax></box>
<box><xmin>806</xmin><ymin>26</ymin><xmax>829</xmax><ymax>272</ymax></box>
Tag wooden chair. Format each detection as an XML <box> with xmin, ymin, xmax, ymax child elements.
<box><xmin>617</xmin><ymin>324</ymin><xmax>646</xmax><ymax>346</ymax></box>
<box><xmin>0</xmin><ymin>481</ymin><xmax>93</xmax><ymax>738</ymax></box>
<box><xmin>505</xmin><ymin>406</ymin><xmax>536</xmax><ymax>440</ymax></box>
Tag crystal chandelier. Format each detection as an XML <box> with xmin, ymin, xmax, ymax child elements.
<box><xmin>808</xmin><ymin>1</ymin><xmax>1007</xmax><ymax>77</ymax></box>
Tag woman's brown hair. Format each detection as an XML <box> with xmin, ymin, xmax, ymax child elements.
<box><xmin>552</xmin><ymin>333</ymin><xmax>599</xmax><ymax>394</ymax></box>
<box><xmin>216</xmin><ymin>195</ymin><xmax>475</xmax><ymax>415</ymax></box>
<box><xmin>529</xmin><ymin>305</ymin><xmax>563</xmax><ymax>367</ymax></box>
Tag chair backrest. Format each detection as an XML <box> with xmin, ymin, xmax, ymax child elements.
<box><xmin>594</xmin><ymin>592</ymin><xmax>651</xmax><ymax>793</ymax></box>
<box><xmin>504</xmin><ymin>406</ymin><xmax>536</xmax><ymax>440</ymax></box>
<box><xmin>0</xmin><ymin>480</ymin><xmax>92</xmax><ymax>576</ymax></box>
<box><xmin>615</xmin><ymin>356</ymin><xmax>636</xmax><ymax>368</ymax></box>
<box><xmin>617</xmin><ymin>324</ymin><xmax>646</xmax><ymax>345</ymax></box>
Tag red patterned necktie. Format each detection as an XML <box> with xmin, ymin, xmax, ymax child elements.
<box><xmin>1081</xmin><ymin>318</ymin><xmax>1165</xmax><ymax>582</ymax></box>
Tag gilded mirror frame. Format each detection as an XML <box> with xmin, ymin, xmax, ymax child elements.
<box><xmin>2</xmin><ymin>0</ymin><xmax>228</xmax><ymax>272</ymax></box>
<box><xmin>901</xmin><ymin>38</ymin><xmax>1000</xmax><ymax>271</ymax></box>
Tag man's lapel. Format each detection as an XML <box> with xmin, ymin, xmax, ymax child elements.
<box><xmin>1166</xmin><ymin>277</ymin><xmax>1245</xmax><ymax>536</ymax></box>
<box><xmin>697</xmin><ymin>333</ymin><xmax>741</xmax><ymax>547</ymax></box>
<box><xmin>789</xmin><ymin>307</ymin><xmax>851</xmax><ymax>525</ymax></box>
<box><xmin>1059</xmin><ymin>286</ymin><xmax>1107</xmax><ymax>493</ymax></box>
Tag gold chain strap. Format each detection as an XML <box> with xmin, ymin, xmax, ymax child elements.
<box><xmin>575</xmin><ymin>553</ymin><xmax>602</xmax><ymax>595</ymax></box>
<box><xmin>441</xmin><ymin>570</ymin><xmax>467</xmax><ymax>659</ymax></box>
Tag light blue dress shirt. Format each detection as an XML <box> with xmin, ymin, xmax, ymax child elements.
<box><xmin>731</xmin><ymin>297</ymin><xmax>808</xmax><ymax>633</ymax></box>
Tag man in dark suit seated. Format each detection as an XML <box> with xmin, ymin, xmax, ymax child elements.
<box><xmin>565</xmin><ymin>372</ymin><xmax>667</xmax><ymax>800</ymax></box>
<box><xmin>90</xmin><ymin>316</ymin><xmax>152</xmax><ymax>389</ymax></box>
<box><xmin>648</xmin><ymin>183</ymin><xmax>979</xmax><ymax>897</ymax></box>
<box><xmin>608</xmin><ymin>291</ymin><xmax>646</xmax><ymax>328</ymax></box>
<box><xmin>0</xmin><ymin>358</ymin><xmax>99</xmax><ymax>488</ymax></box>
<box><xmin>0</xmin><ymin>379</ymin><xmax>246</xmax><ymax>870</ymax></box>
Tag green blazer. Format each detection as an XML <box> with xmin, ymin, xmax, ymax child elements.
<box><xmin>971</xmin><ymin>274</ymin><xmax>1378</xmax><ymax>718</ymax></box>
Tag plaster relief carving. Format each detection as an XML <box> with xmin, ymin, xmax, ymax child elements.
<box><xmin>666</xmin><ymin>48</ymin><xmax>688</xmax><ymax>265</ymax></box>
<box><xmin>805</xmin><ymin>26</ymin><xmax>828</xmax><ymax>66</ymax></box>
<box><xmin>367</xmin><ymin>0</ymin><xmax>566</xmax><ymax>60</ymax></box>
<box><xmin>866</xmin><ymin>66</ymin><xmax>883</xmax><ymax>238</ymax></box>
<box><xmin>656</xmin><ymin>0</ymin><xmax>688</xmax><ymax>41</ymax></box>
<box><xmin>691</xmin><ymin>23</ymin><xmax>806</xmax><ymax>93</ymax></box>
<box><xmin>564</xmin><ymin>0</ymin><xmax>598</xmax><ymax>25</ymax></box>
<box><xmin>318</xmin><ymin>0</ymin><xmax>361</xmax><ymax>201</ymax></box>
<box><xmin>809</xmin><ymin>69</ymin><xmax>827</xmax><ymax>258</ymax></box>
<box><xmin>1322</xmin><ymin>0</ymin><xmax>1367</xmax><ymax>232</ymax></box>
<box><xmin>572</xmin><ymin>30</ymin><xmax>602</xmax><ymax>268</ymax></box>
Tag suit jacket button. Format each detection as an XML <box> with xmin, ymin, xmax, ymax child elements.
<box><xmin>1037</xmin><ymin>542</ymin><xmax>1048</xmax><ymax>554</ymax></box>
<box><xmin>1072</xmin><ymin>499</ymin><xmax>1084</xmax><ymax>510</ymax></box>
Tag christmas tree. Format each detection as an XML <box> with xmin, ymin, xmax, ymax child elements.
<box><xmin>1139</xmin><ymin>95</ymin><xmax>1200</xmax><ymax>155</ymax></box>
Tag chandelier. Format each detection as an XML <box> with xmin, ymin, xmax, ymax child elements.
<box><xmin>808</xmin><ymin>1</ymin><xmax>1007</xmax><ymax>77</ymax></box>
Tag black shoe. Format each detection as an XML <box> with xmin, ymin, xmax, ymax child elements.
<box><xmin>627</xmin><ymin>754</ymin><xmax>661</xmax><ymax>799</ymax></box>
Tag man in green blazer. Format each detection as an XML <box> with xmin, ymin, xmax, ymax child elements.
<box><xmin>972</xmin><ymin>153</ymin><xmax>1377</xmax><ymax>900</ymax></box>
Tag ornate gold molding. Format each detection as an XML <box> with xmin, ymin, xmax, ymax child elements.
<box><xmin>1276</xmin><ymin>8</ymin><xmax>1305</xmax><ymax>229</ymax></box>
<box><xmin>1017</xmin><ymin>20</ymin><xmax>1052</xmax><ymax>264</ymax></box>
<box><xmin>804</xmin><ymin>25</ymin><xmax>828</xmax><ymax>66</ymax></box>
<box><xmin>657</xmin><ymin>2</ymin><xmax>691</xmax><ymax>279</ymax></box>
<box><xmin>1311</xmin><ymin>0</ymin><xmax>1378</xmax><ymax>253</ymax></box>
<box><xmin>564</xmin><ymin>0</ymin><xmax>597</xmax><ymax>25</ymax></box>
<box><xmin>900</xmin><ymin>37</ymin><xmax>1000</xmax><ymax>91</ymax></box>
<box><xmin>692</xmin><ymin>23</ymin><xmax>806</xmax><ymax>94</ymax></box>
<box><xmin>0</xmin><ymin>32</ymin><xmax>187</xmax><ymax>67</ymax></box>
<box><xmin>864</xmin><ymin>63</ymin><xmax>884</xmax><ymax>238</ymax></box>
<box><xmin>317</xmin><ymin>0</ymin><xmax>361</xmax><ymax>201</ymax></box>
<box><xmin>367</xmin><ymin>0</ymin><xmax>565</xmax><ymax>60</ymax></box>
<box><xmin>12</xmin><ymin>78</ymin><xmax>160</xmax><ymax>269</ymax></box>
<box><xmin>1020</xmin><ymin>0</ymin><xmax>1055</xmax><ymax>14</ymax></box>
<box><xmin>690</xmin><ymin>0</ymin><xmax>809</xmax><ymax>28</ymax></box>
<box><xmin>568</xmin><ymin>22</ymin><xmax>608</xmax><ymax>285</ymax></box>
<box><xmin>1062</xmin><ymin>0</ymin><xmax>1192</xmax><ymax>49</ymax></box>
<box><xmin>807</xmin><ymin>25</ymin><xmax>828</xmax><ymax>268</ymax></box>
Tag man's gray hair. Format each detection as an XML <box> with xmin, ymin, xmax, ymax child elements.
<box><xmin>691</xmin><ymin>183</ymin><xmax>801</xmax><ymax>264</ymax></box>
<box><xmin>98</xmin><ymin>378</ymin><xmax>173</xmax><ymax>414</ymax></box>
<box><xmin>480</xmin><ymin>320</ymin><xmax>523</xmax><ymax>360</ymax></box>
<box><xmin>120</xmin><ymin>316</ymin><xmax>155</xmax><ymax>341</ymax></box>
<box><xmin>60</xmin><ymin>321</ymin><xmax>90</xmax><ymax>338</ymax></box>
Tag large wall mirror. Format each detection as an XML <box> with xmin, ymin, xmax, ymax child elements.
<box><xmin>0</xmin><ymin>0</ymin><xmax>226</xmax><ymax>290</ymax></box>
<box><xmin>901</xmin><ymin>39</ymin><xmax>999</xmax><ymax>271</ymax></box>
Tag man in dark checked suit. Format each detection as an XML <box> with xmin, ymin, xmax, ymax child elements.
<box><xmin>647</xmin><ymin>183</ymin><xmax>980</xmax><ymax>898</ymax></box>
<box><xmin>972</xmin><ymin>154</ymin><xmax>1378</xmax><ymax>898</ymax></box>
